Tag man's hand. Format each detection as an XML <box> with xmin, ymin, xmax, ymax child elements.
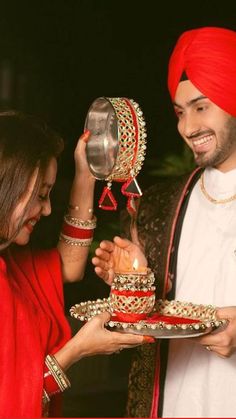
<box><xmin>92</xmin><ymin>236</ymin><xmax>147</xmax><ymax>285</ymax></box>
<box><xmin>194</xmin><ymin>306</ymin><xmax>236</xmax><ymax>358</ymax></box>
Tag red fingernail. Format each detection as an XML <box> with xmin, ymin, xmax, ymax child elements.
<box><xmin>143</xmin><ymin>335</ymin><xmax>155</xmax><ymax>344</ymax></box>
<box><xmin>80</xmin><ymin>129</ymin><xmax>90</xmax><ymax>142</ymax></box>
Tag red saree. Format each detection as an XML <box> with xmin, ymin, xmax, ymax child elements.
<box><xmin>0</xmin><ymin>245</ymin><xmax>71</xmax><ymax>418</ymax></box>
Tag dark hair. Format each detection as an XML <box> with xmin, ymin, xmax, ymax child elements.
<box><xmin>0</xmin><ymin>110</ymin><xmax>64</xmax><ymax>247</ymax></box>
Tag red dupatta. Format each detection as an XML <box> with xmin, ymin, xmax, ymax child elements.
<box><xmin>0</xmin><ymin>246</ymin><xmax>71</xmax><ymax>418</ymax></box>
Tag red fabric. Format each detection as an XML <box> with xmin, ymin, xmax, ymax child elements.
<box><xmin>112</xmin><ymin>313</ymin><xmax>148</xmax><ymax>322</ymax></box>
<box><xmin>146</xmin><ymin>313</ymin><xmax>201</xmax><ymax>325</ymax></box>
<box><xmin>0</xmin><ymin>246</ymin><xmax>71</xmax><ymax>418</ymax></box>
<box><xmin>168</xmin><ymin>26</ymin><xmax>236</xmax><ymax>117</ymax></box>
<box><xmin>111</xmin><ymin>289</ymin><xmax>154</xmax><ymax>297</ymax></box>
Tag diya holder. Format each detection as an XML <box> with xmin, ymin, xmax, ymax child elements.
<box><xmin>109</xmin><ymin>269</ymin><xmax>156</xmax><ymax>322</ymax></box>
<box><xmin>70</xmin><ymin>297</ymin><xmax>228</xmax><ymax>339</ymax></box>
<box><xmin>84</xmin><ymin>97</ymin><xmax>147</xmax><ymax>213</ymax></box>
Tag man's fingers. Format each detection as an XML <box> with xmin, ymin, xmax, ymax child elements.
<box><xmin>94</xmin><ymin>248</ymin><xmax>111</xmax><ymax>262</ymax></box>
<box><xmin>92</xmin><ymin>256</ymin><xmax>111</xmax><ymax>270</ymax></box>
<box><xmin>94</xmin><ymin>266</ymin><xmax>109</xmax><ymax>280</ymax></box>
<box><xmin>94</xmin><ymin>266</ymin><xmax>114</xmax><ymax>284</ymax></box>
<box><xmin>100</xmin><ymin>240</ymin><xmax>115</xmax><ymax>252</ymax></box>
<box><xmin>113</xmin><ymin>236</ymin><xmax>133</xmax><ymax>250</ymax></box>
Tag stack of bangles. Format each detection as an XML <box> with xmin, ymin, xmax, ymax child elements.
<box><xmin>43</xmin><ymin>354</ymin><xmax>71</xmax><ymax>404</ymax></box>
<box><xmin>59</xmin><ymin>212</ymin><xmax>97</xmax><ymax>247</ymax></box>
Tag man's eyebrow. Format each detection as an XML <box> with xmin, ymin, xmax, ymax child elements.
<box><xmin>173</xmin><ymin>95</ymin><xmax>208</xmax><ymax>108</ymax></box>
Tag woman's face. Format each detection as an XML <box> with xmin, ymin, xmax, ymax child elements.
<box><xmin>10</xmin><ymin>157</ymin><xmax>57</xmax><ymax>245</ymax></box>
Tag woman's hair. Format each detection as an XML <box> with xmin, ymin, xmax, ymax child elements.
<box><xmin>0</xmin><ymin>110</ymin><xmax>64</xmax><ymax>247</ymax></box>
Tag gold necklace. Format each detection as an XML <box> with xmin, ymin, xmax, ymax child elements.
<box><xmin>200</xmin><ymin>172</ymin><xmax>236</xmax><ymax>204</ymax></box>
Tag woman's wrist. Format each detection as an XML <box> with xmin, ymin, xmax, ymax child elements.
<box><xmin>59</xmin><ymin>214</ymin><xmax>96</xmax><ymax>247</ymax></box>
<box><xmin>53</xmin><ymin>338</ymin><xmax>83</xmax><ymax>371</ymax></box>
<box><xmin>66</xmin><ymin>205</ymin><xmax>94</xmax><ymax>220</ymax></box>
<box><xmin>73</xmin><ymin>172</ymin><xmax>95</xmax><ymax>187</ymax></box>
<box><xmin>43</xmin><ymin>354</ymin><xmax>71</xmax><ymax>402</ymax></box>
<box><xmin>68</xmin><ymin>178</ymin><xmax>95</xmax><ymax>218</ymax></box>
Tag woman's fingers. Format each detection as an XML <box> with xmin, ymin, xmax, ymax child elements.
<box><xmin>80</xmin><ymin>129</ymin><xmax>91</xmax><ymax>143</ymax></box>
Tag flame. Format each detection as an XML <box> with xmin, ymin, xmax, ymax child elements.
<box><xmin>132</xmin><ymin>258</ymin><xmax>139</xmax><ymax>271</ymax></box>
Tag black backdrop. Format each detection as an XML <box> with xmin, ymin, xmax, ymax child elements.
<box><xmin>1</xmin><ymin>0</ymin><xmax>236</xmax><ymax>177</ymax></box>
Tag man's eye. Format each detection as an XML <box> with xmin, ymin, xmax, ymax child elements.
<box><xmin>176</xmin><ymin>110</ymin><xmax>183</xmax><ymax>119</ymax></box>
<box><xmin>196</xmin><ymin>104</ymin><xmax>207</xmax><ymax>112</ymax></box>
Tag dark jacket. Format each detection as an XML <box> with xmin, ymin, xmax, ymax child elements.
<box><xmin>125</xmin><ymin>168</ymin><xmax>201</xmax><ymax>418</ymax></box>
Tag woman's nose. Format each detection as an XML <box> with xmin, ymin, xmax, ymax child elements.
<box><xmin>41</xmin><ymin>199</ymin><xmax>51</xmax><ymax>216</ymax></box>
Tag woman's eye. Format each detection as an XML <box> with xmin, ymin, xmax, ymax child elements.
<box><xmin>38</xmin><ymin>195</ymin><xmax>48</xmax><ymax>201</ymax></box>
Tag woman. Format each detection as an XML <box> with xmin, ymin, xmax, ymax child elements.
<box><xmin>0</xmin><ymin>111</ymin><xmax>145</xmax><ymax>418</ymax></box>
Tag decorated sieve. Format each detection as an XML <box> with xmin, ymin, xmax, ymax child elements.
<box><xmin>84</xmin><ymin>97</ymin><xmax>147</xmax><ymax>212</ymax></box>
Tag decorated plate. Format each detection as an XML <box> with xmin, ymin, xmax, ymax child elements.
<box><xmin>70</xmin><ymin>298</ymin><xmax>227</xmax><ymax>339</ymax></box>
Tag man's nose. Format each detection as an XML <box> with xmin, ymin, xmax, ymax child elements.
<box><xmin>182</xmin><ymin>113</ymin><xmax>201</xmax><ymax>138</ymax></box>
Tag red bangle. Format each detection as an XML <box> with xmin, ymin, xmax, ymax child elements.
<box><xmin>61</xmin><ymin>222</ymin><xmax>94</xmax><ymax>239</ymax></box>
<box><xmin>43</xmin><ymin>365</ymin><xmax>61</xmax><ymax>396</ymax></box>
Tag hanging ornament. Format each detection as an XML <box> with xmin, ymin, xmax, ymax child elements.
<box><xmin>98</xmin><ymin>182</ymin><xmax>117</xmax><ymax>211</ymax></box>
<box><xmin>84</xmin><ymin>97</ymin><xmax>147</xmax><ymax>213</ymax></box>
<box><xmin>121</xmin><ymin>176</ymin><xmax>143</xmax><ymax>198</ymax></box>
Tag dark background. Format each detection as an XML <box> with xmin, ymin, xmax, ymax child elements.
<box><xmin>2</xmin><ymin>1</ymin><xmax>236</xmax><ymax>417</ymax></box>
<box><xmin>2</xmin><ymin>0</ymin><xmax>236</xmax><ymax>175</ymax></box>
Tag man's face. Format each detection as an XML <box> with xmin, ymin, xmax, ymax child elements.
<box><xmin>174</xmin><ymin>80</ymin><xmax>236</xmax><ymax>172</ymax></box>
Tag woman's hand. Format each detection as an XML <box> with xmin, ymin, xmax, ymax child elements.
<box><xmin>194</xmin><ymin>306</ymin><xmax>236</xmax><ymax>358</ymax></box>
<box><xmin>74</xmin><ymin>129</ymin><xmax>95</xmax><ymax>181</ymax></box>
<box><xmin>92</xmin><ymin>236</ymin><xmax>148</xmax><ymax>285</ymax></box>
<box><xmin>54</xmin><ymin>312</ymin><xmax>154</xmax><ymax>370</ymax></box>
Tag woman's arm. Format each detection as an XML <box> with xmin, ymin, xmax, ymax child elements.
<box><xmin>43</xmin><ymin>312</ymin><xmax>154</xmax><ymax>403</ymax></box>
<box><xmin>57</xmin><ymin>130</ymin><xmax>96</xmax><ymax>282</ymax></box>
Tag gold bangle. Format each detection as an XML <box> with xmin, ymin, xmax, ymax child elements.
<box><xmin>42</xmin><ymin>389</ymin><xmax>50</xmax><ymax>417</ymax></box>
<box><xmin>64</xmin><ymin>214</ymin><xmax>97</xmax><ymax>229</ymax></box>
<box><xmin>59</xmin><ymin>234</ymin><xmax>93</xmax><ymax>247</ymax></box>
<box><xmin>68</xmin><ymin>204</ymin><xmax>93</xmax><ymax>214</ymax></box>
<box><xmin>45</xmin><ymin>354</ymin><xmax>71</xmax><ymax>392</ymax></box>
<box><xmin>42</xmin><ymin>388</ymin><xmax>50</xmax><ymax>404</ymax></box>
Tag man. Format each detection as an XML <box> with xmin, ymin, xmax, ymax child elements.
<box><xmin>93</xmin><ymin>26</ymin><xmax>236</xmax><ymax>417</ymax></box>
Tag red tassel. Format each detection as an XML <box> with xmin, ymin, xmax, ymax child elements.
<box><xmin>99</xmin><ymin>186</ymin><xmax>118</xmax><ymax>211</ymax></box>
<box><xmin>121</xmin><ymin>178</ymin><xmax>142</xmax><ymax>215</ymax></box>
<box><xmin>121</xmin><ymin>177</ymin><xmax>142</xmax><ymax>198</ymax></box>
<box><xmin>126</xmin><ymin>196</ymin><xmax>139</xmax><ymax>215</ymax></box>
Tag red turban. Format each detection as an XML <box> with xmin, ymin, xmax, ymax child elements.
<box><xmin>168</xmin><ymin>27</ymin><xmax>236</xmax><ymax>117</ymax></box>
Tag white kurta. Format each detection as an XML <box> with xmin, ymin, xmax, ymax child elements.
<box><xmin>162</xmin><ymin>167</ymin><xmax>236</xmax><ymax>418</ymax></box>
